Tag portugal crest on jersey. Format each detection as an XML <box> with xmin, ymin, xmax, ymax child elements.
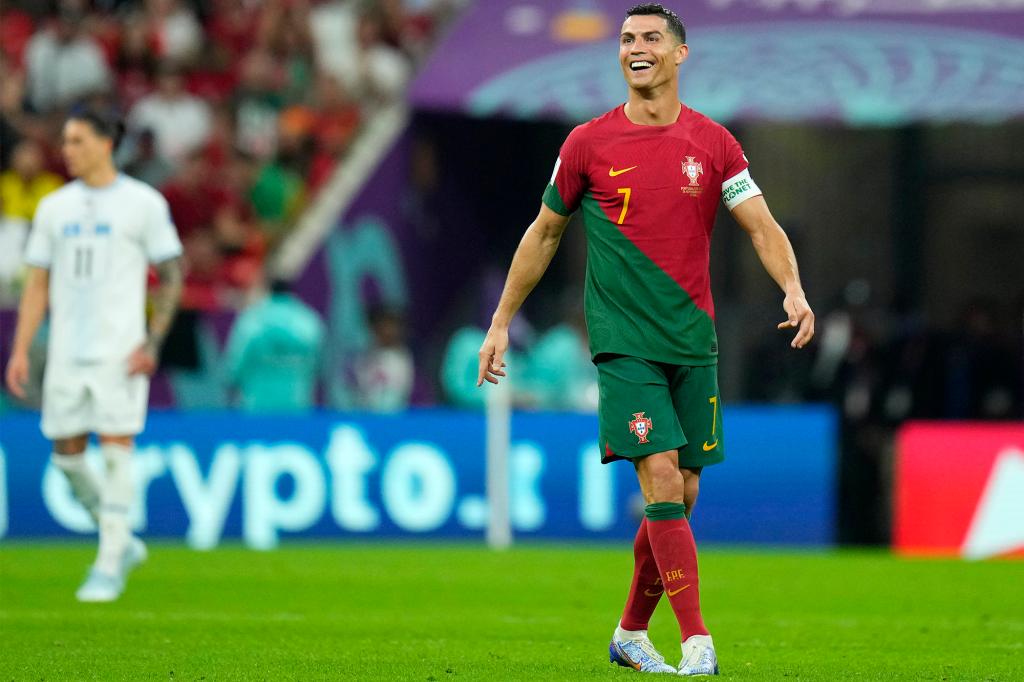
<box><xmin>629</xmin><ymin>412</ymin><xmax>653</xmax><ymax>444</ymax></box>
<box><xmin>683</xmin><ymin>156</ymin><xmax>704</xmax><ymax>186</ymax></box>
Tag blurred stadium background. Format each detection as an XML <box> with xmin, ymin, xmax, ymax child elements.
<box><xmin>0</xmin><ymin>0</ymin><xmax>1022</xmax><ymax>677</ymax></box>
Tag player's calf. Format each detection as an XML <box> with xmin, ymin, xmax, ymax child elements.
<box><xmin>93</xmin><ymin>442</ymin><xmax>135</xmax><ymax>576</ymax></box>
<box><xmin>635</xmin><ymin>451</ymin><xmax>686</xmax><ymax>505</ymax></box>
<box><xmin>51</xmin><ymin>450</ymin><xmax>101</xmax><ymax>523</ymax></box>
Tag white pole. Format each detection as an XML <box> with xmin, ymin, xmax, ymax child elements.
<box><xmin>486</xmin><ymin>377</ymin><xmax>512</xmax><ymax>549</ymax></box>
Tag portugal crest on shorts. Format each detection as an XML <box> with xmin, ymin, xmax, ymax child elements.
<box><xmin>682</xmin><ymin>156</ymin><xmax>704</xmax><ymax>186</ymax></box>
<box><xmin>629</xmin><ymin>412</ymin><xmax>653</xmax><ymax>444</ymax></box>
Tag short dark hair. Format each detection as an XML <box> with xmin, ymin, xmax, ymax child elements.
<box><xmin>625</xmin><ymin>4</ymin><xmax>686</xmax><ymax>43</ymax></box>
<box><xmin>67</xmin><ymin>106</ymin><xmax>126</xmax><ymax>149</ymax></box>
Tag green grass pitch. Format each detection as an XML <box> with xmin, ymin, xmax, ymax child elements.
<box><xmin>1</xmin><ymin>543</ymin><xmax>1021</xmax><ymax>680</ymax></box>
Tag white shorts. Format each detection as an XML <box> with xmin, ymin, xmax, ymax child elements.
<box><xmin>41</xmin><ymin>362</ymin><xmax>150</xmax><ymax>440</ymax></box>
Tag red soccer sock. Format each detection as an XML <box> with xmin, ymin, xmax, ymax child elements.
<box><xmin>645</xmin><ymin>502</ymin><xmax>710</xmax><ymax>640</ymax></box>
<box><xmin>619</xmin><ymin>518</ymin><xmax>663</xmax><ymax>631</ymax></box>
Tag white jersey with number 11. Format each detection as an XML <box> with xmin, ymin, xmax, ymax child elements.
<box><xmin>23</xmin><ymin>174</ymin><xmax>183</xmax><ymax>366</ymax></box>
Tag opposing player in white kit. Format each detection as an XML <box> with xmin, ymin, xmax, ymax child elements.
<box><xmin>5</xmin><ymin>109</ymin><xmax>183</xmax><ymax>602</ymax></box>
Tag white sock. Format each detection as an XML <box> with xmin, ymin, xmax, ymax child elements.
<box><xmin>682</xmin><ymin>634</ymin><xmax>714</xmax><ymax>655</ymax></box>
<box><xmin>615</xmin><ymin>623</ymin><xmax>648</xmax><ymax>642</ymax></box>
<box><xmin>52</xmin><ymin>452</ymin><xmax>102</xmax><ymax>523</ymax></box>
<box><xmin>95</xmin><ymin>443</ymin><xmax>134</xmax><ymax>575</ymax></box>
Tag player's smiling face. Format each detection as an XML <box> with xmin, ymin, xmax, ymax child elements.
<box><xmin>619</xmin><ymin>15</ymin><xmax>688</xmax><ymax>91</ymax></box>
<box><xmin>62</xmin><ymin>120</ymin><xmax>111</xmax><ymax>179</ymax></box>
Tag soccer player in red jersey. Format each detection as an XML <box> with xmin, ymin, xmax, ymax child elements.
<box><xmin>476</xmin><ymin>3</ymin><xmax>815</xmax><ymax>675</ymax></box>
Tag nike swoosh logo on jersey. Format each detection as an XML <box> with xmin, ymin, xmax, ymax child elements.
<box><xmin>702</xmin><ymin>440</ymin><xmax>718</xmax><ymax>452</ymax></box>
<box><xmin>609</xmin><ymin>166</ymin><xmax>638</xmax><ymax>177</ymax></box>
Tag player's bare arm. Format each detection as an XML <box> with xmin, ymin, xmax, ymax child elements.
<box><xmin>128</xmin><ymin>255</ymin><xmax>183</xmax><ymax>376</ymax></box>
<box><xmin>477</xmin><ymin>204</ymin><xmax>571</xmax><ymax>386</ymax></box>
<box><xmin>5</xmin><ymin>266</ymin><xmax>50</xmax><ymax>398</ymax></box>
<box><xmin>731</xmin><ymin>195</ymin><xmax>815</xmax><ymax>348</ymax></box>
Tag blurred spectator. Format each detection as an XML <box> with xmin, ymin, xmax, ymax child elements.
<box><xmin>222</xmin><ymin>150</ymin><xmax>275</xmax><ymax>266</ymax></box>
<box><xmin>248</xmin><ymin>157</ymin><xmax>305</xmax><ymax>248</ymax></box>
<box><xmin>943</xmin><ymin>299</ymin><xmax>1020</xmax><ymax>420</ymax></box>
<box><xmin>114</xmin><ymin>14</ymin><xmax>159</xmax><ymax>109</ymax></box>
<box><xmin>162</xmin><ymin>149</ymin><xmax>262</xmax><ymax>304</ymax></box>
<box><xmin>385</xmin><ymin>0</ymin><xmax>460</xmax><ymax>59</ymax></box>
<box><xmin>306</xmin><ymin>74</ymin><xmax>362</xmax><ymax>191</ymax></box>
<box><xmin>0</xmin><ymin>59</ymin><xmax>41</xmax><ymax>170</ymax></box>
<box><xmin>161</xmin><ymin>149</ymin><xmax>229</xmax><ymax>242</ymax></box>
<box><xmin>354</xmin><ymin>305</ymin><xmax>414</xmax><ymax>412</ymax></box>
<box><xmin>351</xmin><ymin>11</ymin><xmax>412</xmax><ymax>103</ymax></box>
<box><xmin>309</xmin><ymin>0</ymin><xmax>358</xmax><ymax>90</ymax></box>
<box><xmin>878</xmin><ymin>301</ymin><xmax>942</xmax><ymax>422</ymax></box>
<box><xmin>202</xmin><ymin>101</ymin><xmax>237</xmax><ymax>169</ymax></box>
<box><xmin>0</xmin><ymin>197</ymin><xmax>29</xmax><ymax>301</ymax></box>
<box><xmin>143</xmin><ymin>0</ymin><xmax>203</xmax><ymax>65</ymax></box>
<box><xmin>257</xmin><ymin>0</ymin><xmax>315</xmax><ymax>104</ymax></box>
<box><xmin>121</xmin><ymin>129</ymin><xmax>174</xmax><ymax>189</ymax></box>
<box><xmin>277</xmin><ymin>106</ymin><xmax>316</xmax><ymax>179</ymax></box>
<box><xmin>25</xmin><ymin>6</ymin><xmax>112</xmax><ymax>113</ymax></box>
<box><xmin>206</xmin><ymin>0</ymin><xmax>259</xmax><ymax>66</ymax></box>
<box><xmin>0</xmin><ymin>3</ymin><xmax>35</xmax><ymax>69</ymax></box>
<box><xmin>128</xmin><ymin>62</ymin><xmax>212</xmax><ymax>166</ymax></box>
<box><xmin>311</xmin><ymin>3</ymin><xmax>410</xmax><ymax>105</ymax></box>
<box><xmin>523</xmin><ymin>309</ymin><xmax>598</xmax><ymax>412</ymax></box>
<box><xmin>0</xmin><ymin>139</ymin><xmax>63</xmax><ymax>222</ymax></box>
<box><xmin>224</xmin><ymin>278</ymin><xmax>325</xmax><ymax>412</ymax></box>
<box><xmin>231</xmin><ymin>50</ymin><xmax>285</xmax><ymax>159</ymax></box>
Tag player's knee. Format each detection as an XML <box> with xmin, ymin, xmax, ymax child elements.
<box><xmin>54</xmin><ymin>436</ymin><xmax>88</xmax><ymax>455</ymax></box>
<box><xmin>637</xmin><ymin>453</ymin><xmax>685</xmax><ymax>504</ymax></box>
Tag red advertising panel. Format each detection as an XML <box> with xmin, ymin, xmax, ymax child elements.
<box><xmin>894</xmin><ymin>423</ymin><xmax>1024</xmax><ymax>559</ymax></box>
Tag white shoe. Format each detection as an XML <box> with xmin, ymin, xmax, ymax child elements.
<box><xmin>610</xmin><ymin>631</ymin><xmax>677</xmax><ymax>673</ymax></box>
<box><xmin>677</xmin><ymin>635</ymin><xmax>719</xmax><ymax>676</ymax></box>
<box><xmin>75</xmin><ymin>568</ymin><xmax>124</xmax><ymax>603</ymax></box>
<box><xmin>122</xmin><ymin>536</ymin><xmax>148</xmax><ymax>574</ymax></box>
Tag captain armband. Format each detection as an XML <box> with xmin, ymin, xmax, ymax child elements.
<box><xmin>548</xmin><ymin>157</ymin><xmax>562</xmax><ymax>185</ymax></box>
<box><xmin>721</xmin><ymin>168</ymin><xmax>762</xmax><ymax>210</ymax></box>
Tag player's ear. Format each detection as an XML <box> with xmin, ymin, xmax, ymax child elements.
<box><xmin>675</xmin><ymin>42</ymin><xmax>689</xmax><ymax>66</ymax></box>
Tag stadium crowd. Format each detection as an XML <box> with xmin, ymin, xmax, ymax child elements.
<box><xmin>0</xmin><ymin>0</ymin><xmax>456</xmax><ymax>308</ymax></box>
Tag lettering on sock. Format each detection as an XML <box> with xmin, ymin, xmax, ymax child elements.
<box><xmin>664</xmin><ymin>569</ymin><xmax>690</xmax><ymax>596</ymax></box>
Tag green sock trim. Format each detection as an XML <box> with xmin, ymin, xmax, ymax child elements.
<box><xmin>644</xmin><ymin>502</ymin><xmax>687</xmax><ymax>521</ymax></box>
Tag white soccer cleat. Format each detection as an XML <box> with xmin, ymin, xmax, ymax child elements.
<box><xmin>122</xmin><ymin>536</ymin><xmax>148</xmax><ymax>574</ymax></box>
<box><xmin>677</xmin><ymin>635</ymin><xmax>719</xmax><ymax>676</ymax></box>
<box><xmin>75</xmin><ymin>568</ymin><xmax>125</xmax><ymax>603</ymax></box>
<box><xmin>610</xmin><ymin>632</ymin><xmax>677</xmax><ymax>673</ymax></box>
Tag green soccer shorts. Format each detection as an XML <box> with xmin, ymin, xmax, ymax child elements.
<box><xmin>596</xmin><ymin>354</ymin><xmax>726</xmax><ymax>468</ymax></box>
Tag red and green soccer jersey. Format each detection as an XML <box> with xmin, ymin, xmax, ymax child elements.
<box><xmin>542</xmin><ymin>104</ymin><xmax>761</xmax><ymax>366</ymax></box>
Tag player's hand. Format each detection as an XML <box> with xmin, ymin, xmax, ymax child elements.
<box><xmin>127</xmin><ymin>343</ymin><xmax>158</xmax><ymax>376</ymax></box>
<box><xmin>5</xmin><ymin>351</ymin><xmax>29</xmax><ymax>399</ymax></box>
<box><xmin>477</xmin><ymin>325</ymin><xmax>509</xmax><ymax>386</ymax></box>
<box><xmin>778</xmin><ymin>292</ymin><xmax>815</xmax><ymax>349</ymax></box>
